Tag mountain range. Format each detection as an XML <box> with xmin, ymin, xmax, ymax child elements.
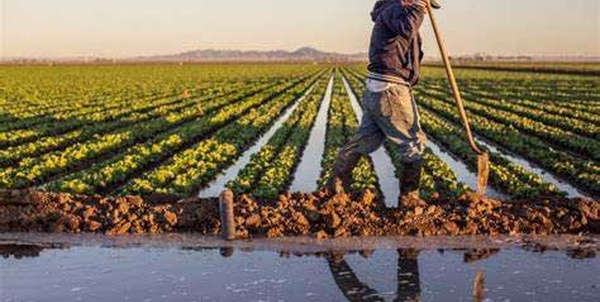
<box><xmin>4</xmin><ymin>47</ymin><xmax>598</xmax><ymax>64</ymax></box>
<box><xmin>130</xmin><ymin>47</ymin><xmax>367</xmax><ymax>63</ymax></box>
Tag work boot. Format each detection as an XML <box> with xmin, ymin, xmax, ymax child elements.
<box><xmin>399</xmin><ymin>158</ymin><xmax>426</xmax><ymax>208</ymax></box>
<box><xmin>326</xmin><ymin>150</ymin><xmax>361</xmax><ymax>195</ymax></box>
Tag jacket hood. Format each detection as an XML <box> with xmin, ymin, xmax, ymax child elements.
<box><xmin>371</xmin><ymin>0</ymin><xmax>396</xmax><ymax>22</ymax></box>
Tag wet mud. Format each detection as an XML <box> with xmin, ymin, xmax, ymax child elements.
<box><xmin>0</xmin><ymin>189</ymin><xmax>597</xmax><ymax>238</ymax></box>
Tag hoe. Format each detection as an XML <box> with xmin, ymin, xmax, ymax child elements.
<box><xmin>427</xmin><ymin>0</ymin><xmax>490</xmax><ymax>196</ymax></box>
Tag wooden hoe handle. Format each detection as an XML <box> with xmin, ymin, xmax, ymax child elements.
<box><xmin>426</xmin><ymin>3</ymin><xmax>485</xmax><ymax>155</ymax></box>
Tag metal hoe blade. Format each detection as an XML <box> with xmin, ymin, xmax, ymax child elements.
<box><xmin>477</xmin><ymin>153</ymin><xmax>490</xmax><ymax>196</ymax></box>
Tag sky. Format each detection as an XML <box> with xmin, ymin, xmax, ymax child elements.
<box><xmin>2</xmin><ymin>0</ymin><xmax>599</xmax><ymax>58</ymax></box>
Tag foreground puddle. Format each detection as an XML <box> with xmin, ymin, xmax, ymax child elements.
<box><xmin>1</xmin><ymin>234</ymin><xmax>598</xmax><ymax>302</ymax></box>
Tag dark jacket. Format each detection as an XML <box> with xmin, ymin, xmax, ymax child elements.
<box><xmin>367</xmin><ymin>0</ymin><xmax>426</xmax><ymax>86</ymax></box>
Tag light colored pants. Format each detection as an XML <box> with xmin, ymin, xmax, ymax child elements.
<box><xmin>342</xmin><ymin>84</ymin><xmax>426</xmax><ymax>163</ymax></box>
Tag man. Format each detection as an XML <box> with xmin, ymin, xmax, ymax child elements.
<box><xmin>329</xmin><ymin>0</ymin><xmax>440</xmax><ymax>206</ymax></box>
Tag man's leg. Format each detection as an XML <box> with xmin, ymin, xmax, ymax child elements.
<box><xmin>328</xmin><ymin>93</ymin><xmax>386</xmax><ymax>194</ymax></box>
<box><xmin>396</xmin><ymin>249</ymin><xmax>421</xmax><ymax>302</ymax></box>
<box><xmin>363</xmin><ymin>85</ymin><xmax>427</xmax><ymax>204</ymax></box>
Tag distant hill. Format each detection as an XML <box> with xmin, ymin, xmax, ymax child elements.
<box><xmin>3</xmin><ymin>49</ymin><xmax>598</xmax><ymax>65</ymax></box>
<box><xmin>130</xmin><ymin>47</ymin><xmax>368</xmax><ymax>63</ymax></box>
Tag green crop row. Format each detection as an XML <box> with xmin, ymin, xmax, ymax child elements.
<box><xmin>318</xmin><ymin>72</ymin><xmax>379</xmax><ymax>194</ymax></box>
<box><xmin>342</xmin><ymin>67</ymin><xmax>570</xmax><ymax>199</ymax></box>
<box><xmin>116</xmin><ymin>71</ymin><xmax>327</xmax><ymax>197</ymax></box>
<box><xmin>418</xmin><ymin>109</ymin><xmax>564</xmax><ymax>199</ymax></box>
<box><xmin>41</xmin><ymin>70</ymin><xmax>324</xmax><ymax>196</ymax></box>
<box><xmin>421</xmin><ymin>83</ymin><xmax>599</xmax><ymax>140</ymax></box>
<box><xmin>416</xmin><ymin>88</ymin><xmax>599</xmax><ymax>198</ymax></box>
<box><xmin>1</xmin><ymin>64</ymin><xmax>318</xmax><ymax>120</ymax></box>
<box><xmin>416</xmin><ymin>88</ymin><xmax>599</xmax><ymax>161</ymax></box>
<box><xmin>457</xmin><ymin>81</ymin><xmax>600</xmax><ymax>113</ymax></box>
<box><xmin>2</xmin><ymin>69</ymin><xmax>320</xmax><ymax>191</ymax></box>
<box><xmin>227</xmin><ymin>74</ymin><xmax>330</xmax><ymax>201</ymax></box>
<box><xmin>0</xmin><ymin>82</ymin><xmax>265</xmax><ymax>168</ymax></box>
<box><xmin>0</xmin><ymin>89</ymin><xmax>172</xmax><ymax>133</ymax></box>
<box><xmin>0</xmin><ymin>83</ymin><xmax>238</xmax><ymax>147</ymax></box>
<box><xmin>420</xmin><ymin>66</ymin><xmax>599</xmax><ymax>102</ymax></box>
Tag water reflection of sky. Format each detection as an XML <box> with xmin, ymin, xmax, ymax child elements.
<box><xmin>1</xmin><ymin>242</ymin><xmax>598</xmax><ymax>302</ymax></box>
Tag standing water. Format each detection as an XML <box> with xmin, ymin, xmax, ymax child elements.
<box><xmin>474</xmin><ymin>136</ymin><xmax>590</xmax><ymax>199</ymax></box>
<box><xmin>425</xmin><ymin>140</ymin><xmax>507</xmax><ymax>200</ymax></box>
<box><xmin>198</xmin><ymin>85</ymin><xmax>316</xmax><ymax>198</ymax></box>
<box><xmin>290</xmin><ymin>76</ymin><xmax>334</xmax><ymax>192</ymax></box>
<box><xmin>1</xmin><ymin>234</ymin><xmax>598</xmax><ymax>302</ymax></box>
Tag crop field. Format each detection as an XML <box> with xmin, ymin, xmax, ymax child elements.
<box><xmin>0</xmin><ymin>63</ymin><xmax>598</xmax><ymax>202</ymax></box>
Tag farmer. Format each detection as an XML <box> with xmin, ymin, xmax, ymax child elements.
<box><xmin>328</xmin><ymin>0</ymin><xmax>440</xmax><ymax>206</ymax></box>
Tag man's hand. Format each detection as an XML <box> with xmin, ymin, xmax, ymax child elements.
<box><xmin>411</xmin><ymin>0</ymin><xmax>429</xmax><ymax>16</ymax></box>
<box><xmin>414</xmin><ymin>0</ymin><xmax>429</xmax><ymax>10</ymax></box>
<box><xmin>414</xmin><ymin>0</ymin><xmax>441</xmax><ymax>10</ymax></box>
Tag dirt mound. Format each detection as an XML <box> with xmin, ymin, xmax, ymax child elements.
<box><xmin>0</xmin><ymin>189</ymin><xmax>597</xmax><ymax>238</ymax></box>
<box><xmin>233</xmin><ymin>190</ymin><xmax>598</xmax><ymax>238</ymax></box>
<box><xmin>0</xmin><ymin>190</ymin><xmax>221</xmax><ymax>235</ymax></box>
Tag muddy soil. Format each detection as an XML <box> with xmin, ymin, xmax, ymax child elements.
<box><xmin>0</xmin><ymin>189</ymin><xmax>597</xmax><ymax>238</ymax></box>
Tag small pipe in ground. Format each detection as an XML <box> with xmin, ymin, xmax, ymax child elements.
<box><xmin>219</xmin><ymin>190</ymin><xmax>236</xmax><ymax>241</ymax></box>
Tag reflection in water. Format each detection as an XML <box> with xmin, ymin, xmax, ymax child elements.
<box><xmin>1</xmin><ymin>239</ymin><xmax>598</xmax><ymax>302</ymax></box>
<box><xmin>327</xmin><ymin>249</ymin><xmax>494</xmax><ymax>302</ymax></box>
<box><xmin>463</xmin><ymin>249</ymin><xmax>500</xmax><ymax>263</ymax></box>
<box><xmin>220</xmin><ymin>247</ymin><xmax>235</xmax><ymax>258</ymax></box>
<box><xmin>567</xmin><ymin>248</ymin><xmax>597</xmax><ymax>260</ymax></box>
<box><xmin>396</xmin><ymin>249</ymin><xmax>421</xmax><ymax>302</ymax></box>
<box><xmin>327</xmin><ymin>253</ymin><xmax>381</xmax><ymax>301</ymax></box>
<box><xmin>0</xmin><ymin>243</ymin><xmax>69</xmax><ymax>259</ymax></box>
<box><xmin>0</xmin><ymin>244</ymin><xmax>44</xmax><ymax>259</ymax></box>
<box><xmin>473</xmin><ymin>271</ymin><xmax>485</xmax><ymax>302</ymax></box>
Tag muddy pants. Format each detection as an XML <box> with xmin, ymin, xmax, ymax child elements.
<box><xmin>331</xmin><ymin>84</ymin><xmax>426</xmax><ymax>192</ymax></box>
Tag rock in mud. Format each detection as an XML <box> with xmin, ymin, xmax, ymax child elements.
<box><xmin>108</xmin><ymin>222</ymin><xmax>132</xmax><ymax>235</ymax></box>
<box><xmin>86</xmin><ymin>220</ymin><xmax>102</xmax><ymax>232</ymax></box>
<box><xmin>244</xmin><ymin>214</ymin><xmax>262</xmax><ymax>230</ymax></box>
<box><xmin>162</xmin><ymin>211</ymin><xmax>178</xmax><ymax>226</ymax></box>
<box><xmin>314</xmin><ymin>230</ymin><xmax>329</xmax><ymax>240</ymax></box>
<box><xmin>128</xmin><ymin>196</ymin><xmax>144</xmax><ymax>207</ymax></box>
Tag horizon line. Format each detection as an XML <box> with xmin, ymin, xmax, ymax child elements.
<box><xmin>2</xmin><ymin>46</ymin><xmax>599</xmax><ymax>61</ymax></box>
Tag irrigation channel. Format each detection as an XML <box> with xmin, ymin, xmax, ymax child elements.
<box><xmin>290</xmin><ymin>76</ymin><xmax>334</xmax><ymax>192</ymax></box>
<box><xmin>425</xmin><ymin>139</ymin><xmax>505</xmax><ymax>199</ymax></box>
<box><xmin>1</xmin><ymin>233</ymin><xmax>598</xmax><ymax>302</ymax></box>
<box><xmin>199</xmin><ymin>72</ymin><xmax>512</xmax><ymax>203</ymax></box>
<box><xmin>474</xmin><ymin>137</ymin><xmax>589</xmax><ymax>199</ymax></box>
<box><xmin>343</xmin><ymin>68</ymin><xmax>597</xmax><ymax>200</ymax></box>
<box><xmin>198</xmin><ymin>80</ymin><xmax>322</xmax><ymax>198</ymax></box>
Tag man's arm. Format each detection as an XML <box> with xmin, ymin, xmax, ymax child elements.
<box><xmin>381</xmin><ymin>0</ymin><xmax>428</xmax><ymax>39</ymax></box>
